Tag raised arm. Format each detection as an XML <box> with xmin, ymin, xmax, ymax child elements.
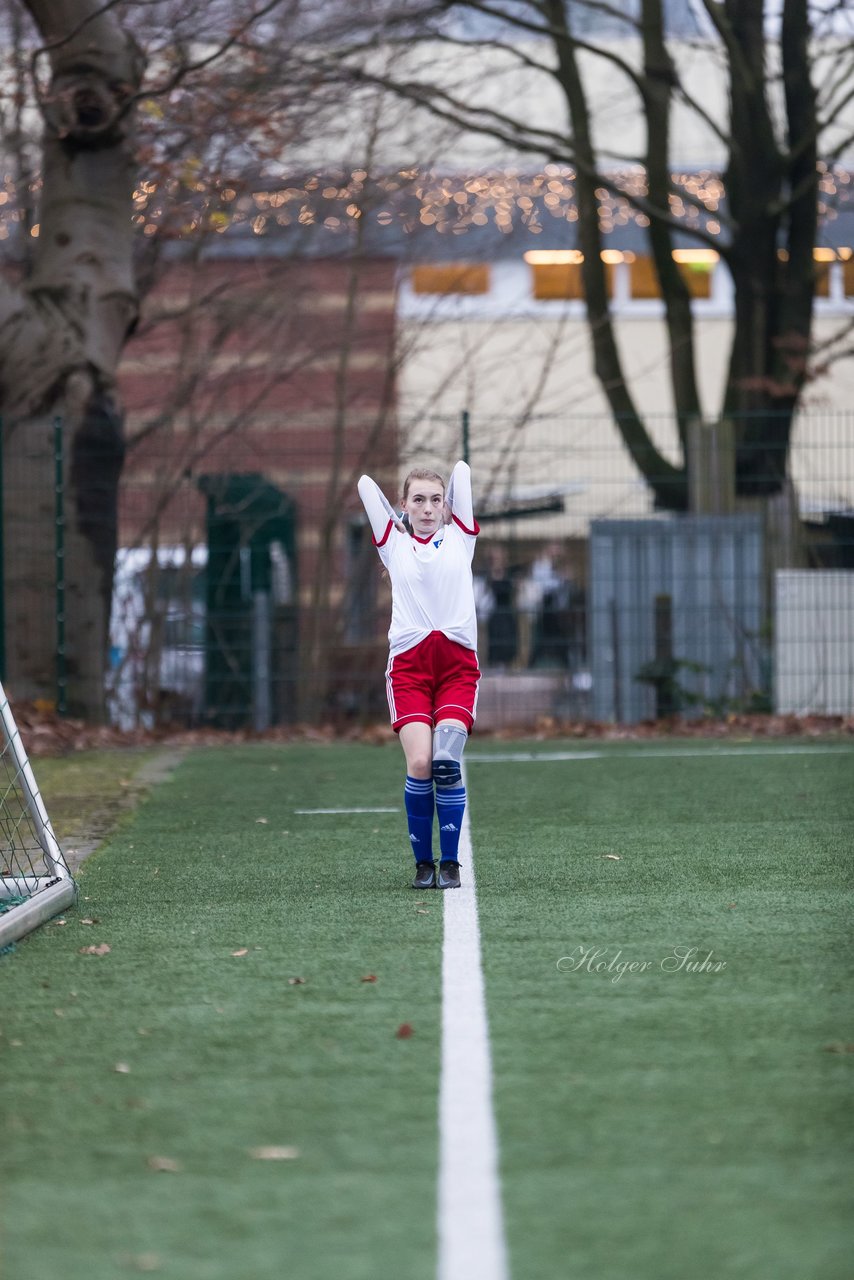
<box><xmin>445</xmin><ymin>460</ymin><xmax>478</xmax><ymax>536</ymax></box>
<box><xmin>358</xmin><ymin>474</ymin><xmax>403</xmax><ymax>547</ymax></box>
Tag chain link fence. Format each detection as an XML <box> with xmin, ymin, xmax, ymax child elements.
<box><xmin>1</xmin><ymin>410</ymin><xmax>852</xmax><ymax>729</ymax></box>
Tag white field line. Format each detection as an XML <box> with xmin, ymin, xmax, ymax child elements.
<box><xmin>438</xmin><ymin>768</ymin><xmax>509</xmax><ymax>1280</ymax></box>
<box><xmin>467</xmin><ymin>745</ymin><xmax>854</xmax><ymax>764</ymax></box>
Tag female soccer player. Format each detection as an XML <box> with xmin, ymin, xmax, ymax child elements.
<box><xmin>357</xmin><ymin>462</ymin><xmax>480</xmax><ymax>889</ymax></box>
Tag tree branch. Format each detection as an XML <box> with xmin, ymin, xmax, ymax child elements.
<box><xmin>541</xmin><ymin>0</ymin><xmax>687</xmax><ymax>508</ymax></box>
<box><xmin>26</xmin><ymin>0</ymin><xmax>144</xmax><ymax>145</ymax></box>
<box><xmin>135</xmin><ymin>0</ymin><xmax>292</xmax><ymax>106</ymax></box>
<box><xmin>330</xmin><ymin>52</ymin><xmax>732</xmax><ymax>253</ymax></box>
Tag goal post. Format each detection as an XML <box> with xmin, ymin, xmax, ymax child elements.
<box><xmin>0</xmin><ymin>682</ymin><xmax>76</xmax><ymax>949</ymax></box>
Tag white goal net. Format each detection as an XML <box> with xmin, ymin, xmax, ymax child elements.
<box><xmin>0</xmin><ymin>683</ymin><xmax>76</xmax><ymax>949</ymax></box>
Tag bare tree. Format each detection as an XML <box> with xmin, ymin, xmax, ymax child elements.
<box><xmin>0</xmin><ymin>1</ymin><xmax>146</xmax><ymax>718</ymax></box>
<box><xmin>0</xmin><ymin>0</ymin><xmax>384</xmax><ymax>719</ymax></box>
<box><xmin>330</xmin><ymin>0</ymin><xmax>854</xmax><ymax>520</ymax></box>
<box><xmin>5</xmin><ymin>0</ymin><xmax>849</xmax><ymax>717</ymax></box>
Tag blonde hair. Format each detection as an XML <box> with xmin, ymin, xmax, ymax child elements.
<box><xmin>402</xmin><ymin>468</ymin><xmax>445</xmax><ymax>501</ymax></box>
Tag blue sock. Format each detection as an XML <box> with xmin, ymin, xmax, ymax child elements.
<box><xmin>404</xmin><ymin>776</ymin><xmax>434</xmax><ymax>863</ymax></box>
<box><xmin>436</xmin><ymin>785</ymin><xmax>466</xmax><ymax>862</ymax></box>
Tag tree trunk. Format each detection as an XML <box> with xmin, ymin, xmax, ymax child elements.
<box><xmin>719</xmin><ymin>0</ymin><xmax>815</xmax><ymax>506</ymax></box>
<box><xmin>545</xmin><ymin>0</ymin><xmax>688</xmax><ymax>511</ymax></box>
<box><xmin>732</xmin><ymin>0</ymin><xmax>819</xmax><ymax>502</ymax></box>
<box><xmin>687</xmin><ymin>418</ymin><xmax>735</xmax><ymax>514</ymax></box>
<box><xmin>0</xmin><ymin>1</ymin><xmax>143</xmax><ymax>717</ymax></box>
<box><xmin>640</xmin><ymin>0</ymin><xmax>702</xmax><ymax>454</ymax></box>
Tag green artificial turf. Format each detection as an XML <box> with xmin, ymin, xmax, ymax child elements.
<box><xmin>1</xmin><ymin>739</ymin><xmax>852</xmax><ymax>1280</ymax></box>
<box><xmin>469</xmin><ymin>741</ymin><xmax>854</xmax><ymax>1280</ymax></box>
<box><xmin>2</xmin><ymin>746</ymin><xmax>442</xmax><ymax>1280</ymax></box>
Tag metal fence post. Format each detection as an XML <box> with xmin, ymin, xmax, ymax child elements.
<box><xmin>0</xmin><ymin>416</ymin><xmax>5</xmax><ymax>682</ymax></box>
<box><xmin>251</xmin><ymin>589</ymin><xmax>272</xmax><ymax>732</ymax></box>
<box><xmin>54</xmin><ymin>416</ymin><xmax>67</xmax><ymax>716</ymax></box>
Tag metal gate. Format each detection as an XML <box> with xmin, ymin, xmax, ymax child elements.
<box><xmin>589</xmin><ymin>516</ymin><xmax>766</xmax><ymax>723</ymax></box>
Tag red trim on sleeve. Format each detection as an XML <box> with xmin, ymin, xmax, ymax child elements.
<box><xmin>373</xmin><ymin>519</ymin><xmax>393</xmax><ymax>547</ymax></box>
<box><xmin>452</xmin><ymin>513</ymin><xmax>480</xmax><ymax>536</ymax></box>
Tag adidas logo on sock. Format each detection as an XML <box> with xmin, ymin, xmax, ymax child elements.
<box><xmin>440</xmin><ymin>822</ymin><xmax>458</xmax><ymax>832</ymax></box>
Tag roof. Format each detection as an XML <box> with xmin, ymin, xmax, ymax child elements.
<box><xmin>448</xmin><ymin>1</ymin><xmax>707</xmax><ymax>41</ymax></box>
<box><xmin>193</xmin><ymin>166</ymin><xmax>854</xmax><ymax>262</ymax></box>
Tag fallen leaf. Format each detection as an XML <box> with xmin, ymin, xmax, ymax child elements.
<box><xmin>248</xmin><ymin>1145</ymin><xmax>300</xmax><ymax>1160</ymax></box>
<box><xmin>54</xmin><ymin>1009</ymin><xmax>65</xmax><ymax>1018</ymax></box>
<box><xmin>287</xmin><ymin>977</ymin><xmax>306</xmax><ymax>985</ymax></box>
<box><xmin>361</xmin><ymin>974</ymin><xmax>378</xmax><ymax>983</ymax></box>
<box><xmin>79</xmin><ymin>943</ymin><xmax>111</xmax><ymax>956</ymax></box>
<box><xmin>231</xmin><ymin>948</ymin><xmax>249</xmax><ymax>958</ymax></box>
<box><xmin>54</xmin><ymin>918</ymin><xmax>67</xmax><ymax>926</ymax></box>
<box><xmin>415</xmin><ymin>908</ymin><xmax>430</xmax><ymax>915</ymax></box>
<box><xmin>79</xmin><ymin>917</ymin><xmax>100</xmax><ymax>925</ymax></box>
<box><xmin>823</xmin><ymin>1042</ymin><xmax>854</xmax><ymax>1053</ymax></box>
<box><xmin>125</xmin><ymin>1252</ymin><xmax>161</xmax><ymax>1272</ymax></box>
<box><xmin>255</xmin><ymin>817</ymin><xmax>269</xmax><ymax>824</ymax></box>
<box><xmin>146</xmin><ymin>1155</ymin><xmax>181</xmax><ymax>1172</ymax></box>
<box><xmin>396</xmin><ymin>1022</ymin><xmax>414</xmax><ymax>1039</ymax></box>
<box><xmin>114</xmin><ymin>1062</ymin><xmax>131</xmax><ymax>1074</ymax></box>
<box><xmin>600</xmin><ymin>854</ymin><xmax>621</xmax><ymax>861</ymax></box>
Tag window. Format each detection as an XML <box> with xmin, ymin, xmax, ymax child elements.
<box><xmin>844</xmin><ymin>251</ymin><xmax>854</xmax><ymax>298</ymax></box>
<box><xmin>530</xmin><ymin>259</ymin><xmax>584</xmax><ymax>300</ymax></box>
<box><xmin>777</xmin><ymin>248</ymin><xmax>854</xmax><ymax>300</ymax></box>
<box><xmin>814</xmin><ymin>248</ymin><xmax>835</xmax><ymax>297</ymax></box>
<box><xmin>627</xmin><ymin>253</ymin><xmax>659</xmax><ymax>299</ymax></box>
<box><xmin>627</xmin><ymin>250</ymin><xmax>718</xmax><ymax>299</ymax></box>
<box><xmin>525</xmin><ymin>249</ymin><xmax>719</xmax><ymax>302</ymax></box>
<box><xmin>813</xmin><ymin>248</ymin><xmax>854</xmax><ymax>299</ymax></box>
<box><xmin>672</xmin><ymin>249</ymin><xmax>717</xmax><ymax>299</ymax></box>
<box><xmin>411</xmin><ymin>263</ymin><xmax>490</xmax><ymax>294</ymax></box>
<box><xmin>524</xmin><ymin>250</ymin><xmax>614</xmax><ymax>299</ymax></box>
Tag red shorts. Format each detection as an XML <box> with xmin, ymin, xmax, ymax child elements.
<box><xmin>386</xmin><ymin>632</ymin><xmax>481</xmax><ymax>732</ymax></box>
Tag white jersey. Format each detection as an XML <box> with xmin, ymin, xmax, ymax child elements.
<box><xmin>357</xmin><ymin>462</ymin><xmax>480</xmax><ymax>659</ymax></box>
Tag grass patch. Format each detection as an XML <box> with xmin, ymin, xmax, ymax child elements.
<box><xmin>470</xmin><ymin>741</ymin><xmax>854</xmax><ymax>1280</ymax></box>
<box><xmin>28</xmin><ymin>748</ymin><xmax>165</xmax><ymax>855</ymax></box>
<box><xmin>2</xmin><ymin>738</ymin><xmax>852</xmax><ymax>1279</ymax></box>
<box><xmin>2</xmin><ymin>745</ymin><xmax>441</xmax><ymax>1280</ymax></box>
